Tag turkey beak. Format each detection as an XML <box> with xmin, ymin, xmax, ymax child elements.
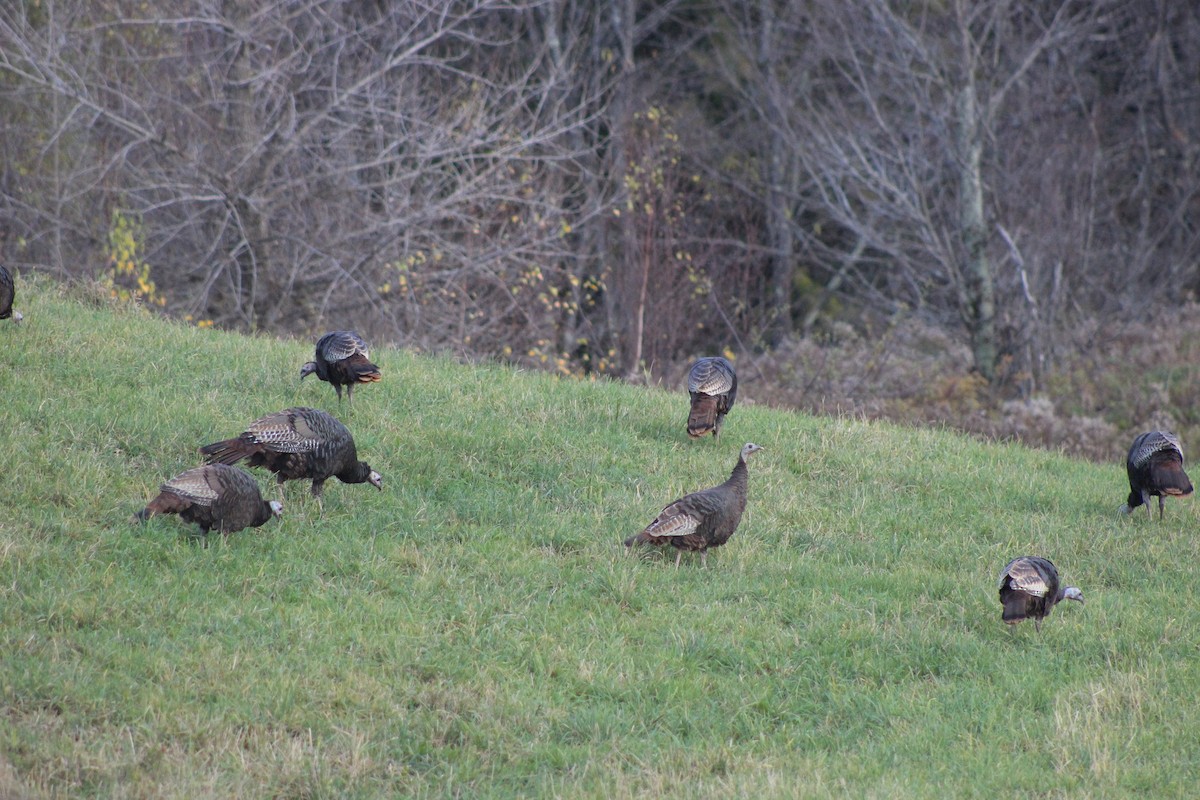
<box><xmin>369</xmin><ymin>471</ymin><xmax>383</xmax><ymax>490</ymax></box>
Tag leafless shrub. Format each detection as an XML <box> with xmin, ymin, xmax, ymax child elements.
<box><xmin>750</xmin><ymin>305</ymin><xmax>1200</xmax><ymax>464</ymax></box>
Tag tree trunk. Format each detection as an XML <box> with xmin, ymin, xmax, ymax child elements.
<box><xmin>610</xmin><ymin>0</ymin><xmax>645</xmax><ymax>379</ymax></box>
<box><xmin>760</xmin><ymin>0</ymin><xmax>794</xmax><ymax>345</ymax></box>
<box><xmin>955</xmin><ymin>80</ymin><xmax>995</xmax><ymax>381</ymax></box>
<box><xmin>223</xmin><ymin>0</ymin><xmax>267</xmax><ymax>330</ymax></box>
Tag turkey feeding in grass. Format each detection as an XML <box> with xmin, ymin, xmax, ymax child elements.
<box><xmin>200</xmin><ymin>406</ymin><xmax>382</xmax><ymax>510</ymax></box>
<box><xmin>1120</xmin><ymin>430</ymin><xmax>1192</xmax><ymax>520</ymax></box>
<box><xmin>686</xmin><ymin>356</ymin><xmax>737</xmax><ymax>440</ymax></box>
<box><xmin>135</xmin><ymin>463</ymin><xmax>282</xmax><ymax>535</ymax></box>
<box><xmin>998</xmin><ymin>556</ymin><xmax>1084</xmax><ymax>632</ymax></box>
<box><xmin>0</xmin><ymin>264</ymin><xmax>23</xmax><ymax>324</ymax></box>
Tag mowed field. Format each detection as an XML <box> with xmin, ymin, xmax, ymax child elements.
<box><xmin>2</xmin><ymin>279</ymin><xmax>1199</xmax><ymax>798</ymax></box>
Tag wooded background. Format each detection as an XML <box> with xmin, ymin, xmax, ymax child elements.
<box><xmin>2</xmin><ymin>1</ymin><xmax>1198</xmax><ymax>454</ymax></box>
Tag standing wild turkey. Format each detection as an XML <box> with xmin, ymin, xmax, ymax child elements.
<box><xmin>135</xmin><ymin>463</ymin><xmax>283</xmax><ymax>535</ymax></box>
<box><xmin>625</xmin><ymin>442</ymin><xmax>763</xmax><ymax>567</ymax></box>
<box><xmin>199</xmin><ymin>406</ymin><xmax>382</xmax><ymax>508</ymax></box>
<box><xmin>687</xmin><ymin>357</ymin><xmax>737</xmax><ymax>439</ymax></box>
<box><xmin>300</xmin><ymin>331</ymin><xmax>381</xmax><ymax>406</ymax></box>
<box><xmin>1120</xmin><ymin>430</ymin><xmax>1193</xmax><ymax>519</ymax></box>
<box><xmin>998</xmin><ymin>556</ymin><xmax>1084</xmax><ymax>632</ymax></box>
<box><xmin>0</xmin><ymin>265</ymin><xmax>23</xmax><ymax>324</ymax></box>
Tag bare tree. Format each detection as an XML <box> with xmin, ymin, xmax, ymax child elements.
<box><xmin>4</xmin><ymin>0</ymin><xmax>1198</xmax><ymax>389</ymax></box>
<box><xmin>703</xmin><ymin>0</ymin><xmax>1122</xmax><ymax>382</ymax></box>
<box><xmin>0</xmin><ymin>0</ymin><xmax>621</xmax><ymax>357</ymax></box>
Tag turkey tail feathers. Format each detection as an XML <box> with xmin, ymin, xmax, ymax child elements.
<box><xmin>1153</xmin><ymin>462</ymin><xmax>1193</xmax><ymax>496</ymax></box>
<box><xmin>135</xmin><ymin>492</ymin><xmax>188</xmax><ymax>522</ymax></box>
<box><xmin>347</xmin><ymin>354</ymin><xmax>382</xmax><ymax>384</ymax></box>
<box><xmin>1001</xmin><ymin>599</ymin><xmax>1027</xmax><ymax>624</ymax></box>
<box><xmin>199</xmin><ymin>439</ymin><xmax>251</xmax><ymax>465</ymax></box>
<box><xmin>687</xmin><ymin>394</ymin><xmax>720</xmax><ymax>438</ymax></box>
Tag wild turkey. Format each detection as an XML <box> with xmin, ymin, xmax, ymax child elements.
<box><xmin>0</xmin><ymin>265</ymin><xmax>23</xmax><ymax>324</ymax></box>
<box><xmin>687</xmin><ymin>357</ymin><xmax>737</xmax><ymax>439</ymax></box>
<box><xmin>300</xmin><ymin>331</ymin><xmax>381</xmax><ymax>406</ymax></box>
<box><xmin>998</xmin><ymin>556</ymin><xmax>1084</xmax><ymax>632</ymax></box>
<box><xmin>1120</xmin><ymin>430</ymin><xmax>1193</xmax><ymax>519</ymax></box>
<box><xmin>625</xmin><ymin>442</ymin><xmax>763</xmax><ymax>567</ymax></box>
<box><xmin>199</xmin><ymin>406</ymin><xmax>382</xmax><ymax>508</ymax></box>
<box><xmin>135</xmin><ymin>463</ymin><xmax>282</xmax><ymax>535</ymax></box>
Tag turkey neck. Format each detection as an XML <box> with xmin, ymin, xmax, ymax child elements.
<box><xmin>337</xmin><ymin>460</ymin><xmax>373</xmax><ymax>484</ymax></box>
<box><xmin>707</xmin><ymin>454</ymin><xmax>751</xmax><ymax>539</ymax></box>
<box><xmin>252</xmin><ymin>500</ymin><xmax>276</xmax><ymax>527</ymax></box>
<box><xmin>724</xmin><ymin>456</ymin><xmax>751</xmax><ymax>505</ymax></box>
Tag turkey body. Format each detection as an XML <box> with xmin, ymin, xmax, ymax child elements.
<box><xmin>300</xmin><ymin>331</ymin><xmax>381</xmax><ymax>406</ymax></box>
<box><xmin>625</xmin><ymin>442</ymin><xmax>763</xmax><ymax>567</ymax></box>
<box><xmin>687</xmin><ymin>357</ymin><xmax>737</xmax><ymax>439</ymax></box>
<box><xmin>136</xmin><ymin>463</ymin><xmax>282</xmax><ymax>535</ymax></box>
<box><xmin>0</xmin><ymin>265</ymin><xmax>22</xmax><ymax>323</ymax></box>
<box><xmin>998</xmin><ymin>556</ymin><xmax>1084</xmax><ymax>632</ymax></box>
<box><xmin>199</xmin><ymin>406</ymin><xmax>382</xmax><ymax>504</ymax></box>
<box><xmin>1121</xmin><ymin>430</ymin><xmax>1193</xmax><ymax>519</ymax></box>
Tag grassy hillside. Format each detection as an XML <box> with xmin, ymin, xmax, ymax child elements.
<box><xmin>2</xmin><ymin>279</ymin><xmax>1198</xmax><ymax>799</ymax></box>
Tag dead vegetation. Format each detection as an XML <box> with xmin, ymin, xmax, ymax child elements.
<box><xmin>730</xmin><ymin>304</ymin><xmax>1200</xmax><ymax>464</ymax></box>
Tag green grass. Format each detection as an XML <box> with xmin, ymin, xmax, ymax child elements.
<box><xmin>2</xmin><ymin>278</ymin><xmax>1199</xmax><ymax>798</ymax></box>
